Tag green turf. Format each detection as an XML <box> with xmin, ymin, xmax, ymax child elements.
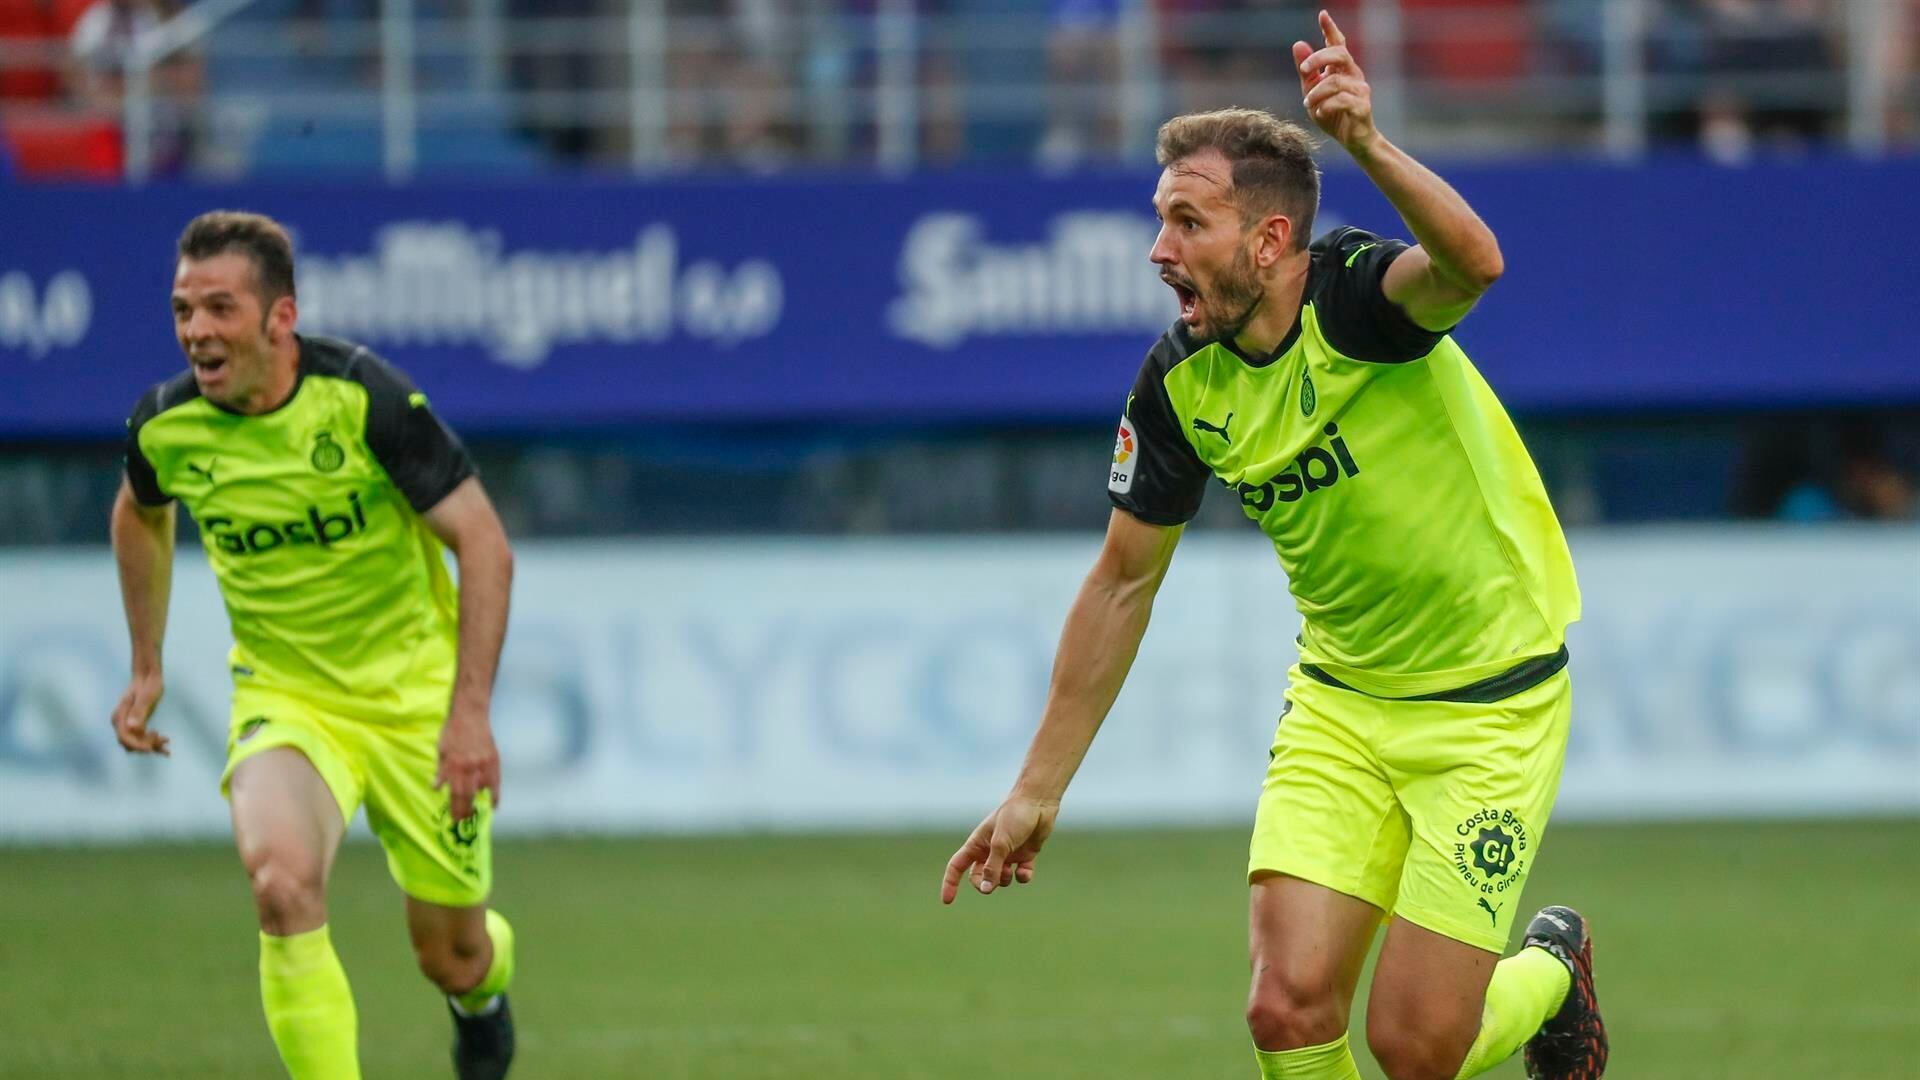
<box><xmin>5</xmin><ymin>820</ymin><xmax>1916</xmax><ymax>1078</ymax></box>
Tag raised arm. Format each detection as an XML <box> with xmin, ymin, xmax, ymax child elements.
<box><xmin>423</xmin><ymin>476</ymin><xmax>515</xmax><ymax>821</ymax></box>
<box><xmin>1295</xmin><ymin>9</ymin><xmax>1504</xmax><ymax>331</ymax></box>
<box><xmin>941</xmin><ymin>508</ymin><xmax>1184</xmax><ymax>902</ymax></box>
<box><xmin>111</xmin><ymin>478</ymin><xmax>176</xmax><ymax>755</ymax></box>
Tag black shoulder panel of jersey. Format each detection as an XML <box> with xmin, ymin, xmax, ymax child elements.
<box><xmin>123</xmin><ymin>369</ymin><xmax>202</xmax><ymax>507</ymax></box>
<box><xmin>1307</xmin><ymin>226</ymin><xmax>1448</xmax><ymax>364</ymax></box>
<box><xmin>302</xmin><ymin>335</ymin><xmax>477</xmax><ymax>513</ymax></box>
<box><xmin>1107</xmin><ymin>319</ymin><xmax>1211</xmax><ymax>526</ymax></box>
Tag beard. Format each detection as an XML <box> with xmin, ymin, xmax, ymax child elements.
<box><xmin>1197</xmin><ymin>245</ymin><xmax>1264</xmax><ymax>343</ymax></box>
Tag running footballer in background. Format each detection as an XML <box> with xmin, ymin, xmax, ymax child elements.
<box><xmin>112</xmin><ymin>211</ymin><xmax>518</xmax><ymax>1080</ymax></box>
<box><xmin>943</xmin><ymin>11</ymin><xmax>1607</xmax><ymax>1080</ymax></box>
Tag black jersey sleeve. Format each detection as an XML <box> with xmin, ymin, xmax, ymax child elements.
<box><xmin>1310</xmin><ymin>226</ymin><xmax>1448</xmax><ymax>364</ymax></box>
<box><xmin>123</xmin><ymin>386</ymin><xmax>171</xmax><ymax>507</ymax></box>
<box><xmin>351</xmin><ymin>350</ymin><xmax>477</xmax><ymax>513</ymax></box>
<box><xmin>1106</xmin><ymin>330</ymin><xmax>1211</xmax><ymax>526</ymax></box>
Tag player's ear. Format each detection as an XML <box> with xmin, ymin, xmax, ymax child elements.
<box><xmin>1255</xmin><ymin>213</ymin><xmax>1292</xmax><ymax>268</ymax></box>
<box><xmin>267</xmin><ymin>293</ymin><xmax>298</xmax><ymax>341</ymax></box>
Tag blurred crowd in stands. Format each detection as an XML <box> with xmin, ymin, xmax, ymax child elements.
<box><xmin>1</xmin><ymin>2</ymin><xmax>1913</xmax><ymax>537</ymax></box>
<box><xmin>1734</xmin><ymin>416</ymin><xmax>1917</xmax><ymax>523</ymax></box>
<box><xmin>0</xmin><ymin>0</ymin><xmax>1915</xmax><ymax>179</ymax></box>
<box><xmin>0</xmin><ymin>0</ymin><xmax>200</xmax><ymax>177</ymax></box>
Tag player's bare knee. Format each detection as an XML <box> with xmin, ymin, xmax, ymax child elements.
<box><xmin>1365</xmin><ymin>1016</ymin><xmax>1472</xmax><ymax>1080</ymax></box>
<box><xmin>1245</xmin><ymin>971</ymin><xmax>1346</xmax><ymax>1051</ymax></box>
<box><xmin>247</xmin><ymin>858</ymin><xmax>325</xmax><ymax>932</ymax></box>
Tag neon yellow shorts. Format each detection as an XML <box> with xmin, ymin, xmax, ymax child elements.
<box><xmin>1248</xmin><ymin>664</ymin><xmax>1572</xmax><ymax>953</ymax></box>
<box><xmin>220</xmin><ymin>684</ymin><xmax>491</xmax><ymax>909</ymax></box>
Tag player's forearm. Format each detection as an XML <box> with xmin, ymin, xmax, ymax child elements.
<box><xmin>111</xmin><ymin>493</ymin><xmax>174</xmax><ymax>677</ymax></box>
<box><xmin>449</xmin><ymin>534</ymin><xmax>513</xmax><ymax>716</ymax></box>
<box><xmin>1349</xmin><ymin>135</ymin><xmax>1503</xmax><ymax>293</ymax></box>
<box><xmin>1010</xmin><ymin>571</ymin><xmax>1158</xmax><ymax>803</ymax></box>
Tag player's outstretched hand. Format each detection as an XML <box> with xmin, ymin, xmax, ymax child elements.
<box><xmin>111</xmin><ymin>672</ymin><xmax>169</xmax><ymax>756</ymax></box>
<box><xmin>437</xmin><ymin>703</ymin><xmax>501</xmax><ymax>822</ymax></box>
<box><xmin>940</xmin><ymin>795</ymin><xmax>1057</xmax><ymax>904</ymax></box>
<box><xmin>1294</xmin><ymin>9</ymin><xmax>1377</xmax><ymax>155</ymax></box>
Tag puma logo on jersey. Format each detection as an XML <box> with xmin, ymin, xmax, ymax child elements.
<box><xmin>1345</xmin><ymin>242</ymin><xmax>1378</xmax><ymax>268</ymax></box>
<box><xmin>1231</xmin><ymin>423</ymin><xmax>1362</xmax><ymax>511</ymax></box>
<box><xmin>1192</xmin><ymin>413</ymin><xmax>1232</xmax><ymax>444</ymax></box>
<box><xmin>186</xmin><ymin>460</ymin><xmax>216</xmax><ymax>483</ymax></box>
<box><xmin>1478</xmin><ymin>897</ymin><xmax>1502</xmax><ymax>926</ymax></box>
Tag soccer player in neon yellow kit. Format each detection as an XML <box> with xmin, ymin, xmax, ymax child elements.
<box><xmin>112</xmin><ymin>211</ymin><xmax>517</xmax><ymax>1079</ymax></box>
<box><xmin>943</xmin><ymin>13</ymin><xmax>1607</xmax><ymax>1080</ymax></box>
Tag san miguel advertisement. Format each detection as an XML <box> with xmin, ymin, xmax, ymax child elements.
<box><xmin>3</xmin><ymin>158</ymin><xmax>1917</xmax><ymax>436</ymax></box>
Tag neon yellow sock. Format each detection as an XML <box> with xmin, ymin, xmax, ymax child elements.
<box><xmin>1453</xmin><ymin>945</ymin><xmax>1571</xmax><ymax>1078</ymax></box>
<box><xmin>453</xmin><ymin>909</ymin><xmax>515</xmax><ymax>1014</ymax></box>
<box><xmin>259</xmin><ymin>925</ymin><xmax>360</xmax><ymax>1080</ymax></box>
<box><xmin>1254</xmin><ymin>1032</ymin><xmax>1364</xmax><ymax>1079</ymax></box>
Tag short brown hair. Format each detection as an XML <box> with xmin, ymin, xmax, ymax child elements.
<box><xmin>1155</xmin><ymin>109</ymin><xmax>1320</xmax><ymax>250</ymax></box>
<box><xmin>177</xmin><ymin>210</ymin><xmax>296</xmax><ymax>303</ymax></box>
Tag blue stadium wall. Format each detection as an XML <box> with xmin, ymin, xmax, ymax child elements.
<box><xmin>3</xmin><ymin>157</ymin><xmax>1918</xmax><ymax>436</ymax></box>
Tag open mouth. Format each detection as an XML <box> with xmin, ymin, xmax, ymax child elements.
<box><xmin>1164</xmin><ymin>275</ymin><xmax>1199</xmax><ymax>323</ymax></box>
<box><xmin>191</xmin><ymin>355</ymin><xmax>227</xmax><ymax>377</ymax></box>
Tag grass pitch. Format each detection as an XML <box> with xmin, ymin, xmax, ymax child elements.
<box><xmin>6</xmin><ymin>820</ymin><xmax>1916</xmax><ymax>1078</ymax></box>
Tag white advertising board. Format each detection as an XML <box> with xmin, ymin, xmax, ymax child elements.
<box><xmin>1</xmin><ymin>528</ymin><xmax>1914</xmax><ymax>841</ymax></box>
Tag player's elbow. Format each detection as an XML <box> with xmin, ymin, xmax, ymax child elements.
<box><xmin>1462</xmin><ymin>242</ymin><xmax>1504</xmax><ymax>294</ymax></box>
<box><xmin>463</xmin><ymin>523</ymin><xmax>513</xmax><ymax>575</ymax></box>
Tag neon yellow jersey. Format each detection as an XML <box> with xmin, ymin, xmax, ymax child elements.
<box><xmin>1109</xmin><ymin>228</ymin><xmax>1580</xmax><ymax>698</ymax></box>
<box><xmin>125</xmin><ymin>335</ymin><xmax>473</xmax><ymax>720</ymax></box>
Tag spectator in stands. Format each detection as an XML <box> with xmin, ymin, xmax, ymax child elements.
<box><xmin>1885</xmin><ymin>0</ymin><xmax>1920</xmax><ymax>141</ymax></box>
<box><xmin>1538</xmin><ymin>0</ymin><xmax>1604</xmax><ymax>75</ymax></box>
<box><xmin>657</xmin><ymin>0</ymin><xmax>803</xmax><ymax>169</ymax></box>
<box><xmin>1733</xmin><ymin>417</ymin><xmax>1917</xmax><ymax>521</ymax></box>
<box><xmin>506</xmin><ymin>0</ymin><xmax>604</xmax><ymax>161</ymax></box>
<box><xmin>67</xmin><ymin>0</ymin><xmax>202</xmax><ymax>175</ymax></box>
<box><xmin>1035</xmin><ymin>0</ymin><xmax>1122</xmax><ymax>168</ymax></box>
<box><xmin>918</xmin><ymin>17</ymin><xmax>967</xmax><ymax>163</ymax></box>
<box><xmin>1832</xmin><ymin>423</ymin><xmax>1917</xmax><ymax>521</ymax></box>
<box><xmin>835</xmin><ymin>0</ymin><xmax>966</xmax><ymax>166</ymax></box>
<box><xmin>1691</xmin><ymin>0</ymin><xmax>1838</xmax><ymax>162</ymax></box>
<box><xmin>719</xmin><ymin>0</ymin><xmax>804</xmax><ymax>169</ymax></box>
<box><xmin>1158</xmin><ymin>1</ymin><xmax>1326</xmax><ymax>121</ymax></box>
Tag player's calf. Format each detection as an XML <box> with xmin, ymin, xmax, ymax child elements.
<box><xmin>414</xmin><ymin>931</ymin><xmax>492</xmax><ymax>995</ymax></box>
<box><xmin>1365</xmin><ymin>974</ymin><xmax>1484</xmax><ymax>1080</ymax></box>
<box><xmin>405</xmin><ymin>905</ymin><xmax>519</xmax><ymax>1079</ymax></box>
<box><xmin>442</xmin><ymin>910</ymin><xmax>517</xmax><ymax>1080</ymax></box>
<box><xmin>1366</xmin><ymin>1018</ymin><xmax>1479</xmax><ymax>1080</ymax></box>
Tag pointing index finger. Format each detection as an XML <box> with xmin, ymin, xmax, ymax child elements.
<box><xmin>1321</xmin><ymin>9</ymin><xmax>1345</xmax><ymax>48</ymax></box>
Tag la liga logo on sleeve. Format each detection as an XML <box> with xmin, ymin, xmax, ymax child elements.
<box><xmin>1109</xmin><ymin>415</ymin><xmax>1137</xmax><ymax>494</ymax></box>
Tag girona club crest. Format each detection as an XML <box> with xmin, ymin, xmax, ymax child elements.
<box><xmin>1451</xmin><ymin>808</ymin><xmax>1531</xmax><ymax>912</ymax></box>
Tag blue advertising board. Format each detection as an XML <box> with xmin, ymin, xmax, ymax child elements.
<box><xmin>3</xmin><ymin>157</ymin><xmax>1916</xmax><ymax>436</ymax></box>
